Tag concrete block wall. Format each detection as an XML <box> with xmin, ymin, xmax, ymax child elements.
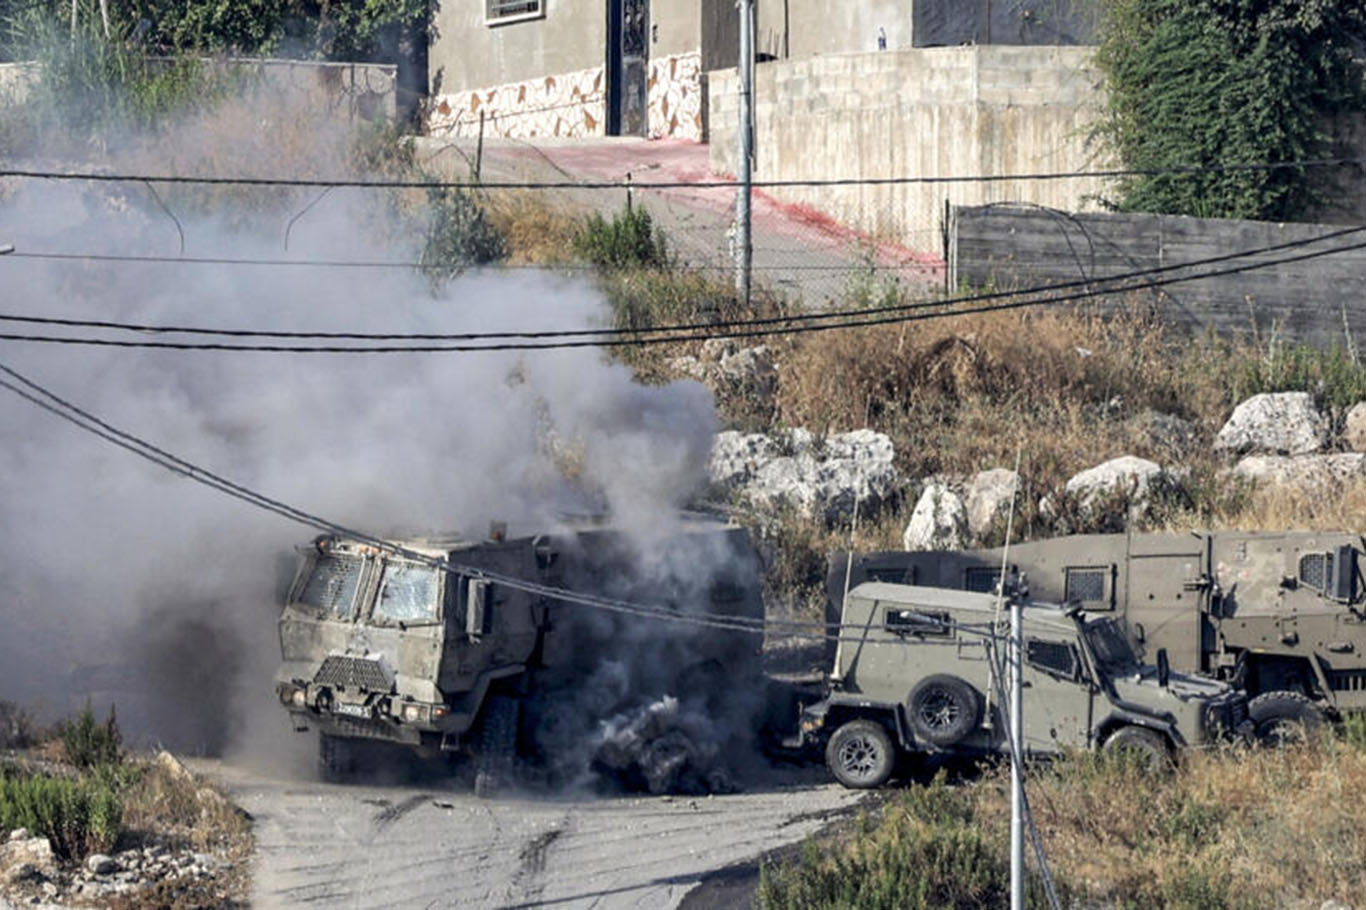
<box><xmin>951</xmin><ymin>204</ymin><xmax>1366</xmax><ymax>350</ymax></box>
<box><xmin>708</xmin><ymin>46</ymin><xmax>1114</xmax><ymax>249</ymax></box>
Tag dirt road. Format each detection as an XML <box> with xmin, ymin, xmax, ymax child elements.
<box><xmin>203</xmin><ymin>760</ymin><xmax>861</xmax><ymax>910</ymax></box>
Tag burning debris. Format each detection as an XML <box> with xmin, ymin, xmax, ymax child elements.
<box><xmin>591</xmin><ymin>696</ymin><xmax>738</xmax><ymax>795</ymax></box>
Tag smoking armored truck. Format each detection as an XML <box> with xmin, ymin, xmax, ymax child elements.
<box><xmin>830</xmin><ymin>531</ymin><xmax>1366</xmax><ymax>740</ymax></box>
<box><xmin>795</xmin><ymin>582</ymin><xmax>1248</xmax><ymax>789</ymax></box>
<box><xmin>274</xmin><ymin>516</ymin><xmax>765</xmax><ymax>794</ymax></box>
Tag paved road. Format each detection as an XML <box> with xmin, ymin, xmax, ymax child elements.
<box><xmin>202</xmin><ymin>758</ymin><xmax>862</xmax><ymax>910</ymax></box>
<box><xmin>413</xmin><ymin>136</ymin><xmax>942</xmax><ymax>305</ymax></box>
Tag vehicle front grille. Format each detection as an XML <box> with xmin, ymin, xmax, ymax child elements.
<box><xmin>314</xmin><ymin>655</ymin><xmax>393</xmax><ymax>692</ymax></box>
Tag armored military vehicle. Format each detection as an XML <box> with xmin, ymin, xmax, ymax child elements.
<box><xmin>830</xmin><ymin>531</ymin><xmax>1366</xmax><ymax>741</ymax></box>
<box><xmin>795</xmin><ymin>582</ymin><xmax>1248</xmax><ymax>788</ymax></box>
<box><xmin>274</xmin><ymin>515</ymin><xmax>765</xmax><ymax>795</ymax></box>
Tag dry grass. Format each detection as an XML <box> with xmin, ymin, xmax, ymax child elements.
<box><xmin>763</xmin><ymin>733</ymin><xmax>1366</xmax><ymax>909</ymax></box>
<box><xmin>119</xmin><ymin>754</ymin><xmax>250</xmax><ymax>853</ymax></box>
<box><xmin>1015</xmin><ymin>737</ymin><xmax>1366</xmax><ymax>907</ymax></box>
<box><xmin>485</xmin><ymin>190</ymin><xmax>581</xmax><ymax>265</ymax></box>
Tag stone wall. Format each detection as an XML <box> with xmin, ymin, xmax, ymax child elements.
<box><xmin>951</xmin><ymin>204</ymin><xmax>1366</xmax><ymax>349</ymax></box>
<box><xmin>708</xmin><ymin>45</ymin><xmax>1113</xmax><ymax>251</ymax></box>
<box><xmin>0</xmin><ymin>58</ymin><xmax>395</xmax><ymax>123</ymax></box>
<box><xmin>428</xmin><ymin>65</ymin><xmax>608</xmax><ymax>139</ymax></box>
<box><xmin>428</xmin><ymin>51</ymin><xmax>704</xmax><ymax>141</ymax></box>
<box><xmin>0</xmin><ymin>61</ymin><xmax>35</xmax><ymax>106</ymax></box>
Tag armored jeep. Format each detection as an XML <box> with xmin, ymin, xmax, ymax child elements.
<box><xmin>274</xmin><ymin>515</ymin><xmax>765</xmax><ymax>794</ymax></box>
<box><xmin>796</xmin><ymin>582</ymin><xmax>1248</xmax><ymax>788</ymax></box>
<box><xmin>830</xmin><ymin>531</ymin><xmax>1366</xmax><ymax>740</ymax></box>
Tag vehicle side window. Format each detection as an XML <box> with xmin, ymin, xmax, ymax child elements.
<box><xmin>1064</xmin><ymin>565</ymin><xmax>1113</xmax><ymax>610</ymax></box>
<box><xmin>297</xmin><ymin>553</ymin><xmax>364</xmax><ymax>618</ymax></box>
<box><xmin>885</xmin><ymin>608</ymin><xmax>952</xmax><ymax>638</ymax></box>
<box><xmin>1026</xmin><ymin>638</ymin><xmax>1081</xmax><ymax>681</ymax></box>
<box><xmin>867</xmin><ymin>567</ymin><xmax>914</xmax><ymax>584</ymax></box>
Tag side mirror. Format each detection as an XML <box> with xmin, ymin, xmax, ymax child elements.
<box><xmin>1156</xmin><ymin>648</ymin><xmax>1170</xmax><ymax>689</ymax></box>
<box><xmin>465</xmin><ymin>578</ymin><xmax>488</xmax><ymax>642</ymax></box>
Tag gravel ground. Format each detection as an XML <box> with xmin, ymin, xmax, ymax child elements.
<box><xmin>199</xmin><ymin>757</ymin><xmax>862</xmax><ymax>910</ymax></box>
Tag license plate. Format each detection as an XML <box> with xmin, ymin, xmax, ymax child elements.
<box><xmin>334</xmin><ymin>702</ymin><xmax>371</xmax><ymax>718</ymax></box>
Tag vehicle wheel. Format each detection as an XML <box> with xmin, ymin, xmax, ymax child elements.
<box><xmin>318</xmin><ymin>733</ymin><xmax>355</xmax><ymax>783</ymax></box>
<box><xmin>825</xmin><ymin>719</ymin><xmax>896</xmax><ymax>789</ymax></box>
<box><xmin>1102</xmin><ymin>725</ymin><xmax>1172</xmax><ymax>772</ymax></box>
<box><xmin>474</xmin><ymin>695</ymin><xmax>519</xmax><ymax>798</ymax></box>
<box><xmin>907</xmin><ymin>675</ymin><xmax>982</xmax><ymax>747</ymax></box>
<box><xmin>1248</xmin><ymin>691</ymin><xmax>1325</xmax><ymax>746</ymax></box>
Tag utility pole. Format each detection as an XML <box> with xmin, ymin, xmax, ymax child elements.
<box><xmin>1010</xmin><ymin>586</ymin><xmax>1025</xmax><ymax>910</ymax></box>
<box><xmin>734</xmin><ymin>0</ymin><xmax>753</xmax><ymax>305</ymax></box>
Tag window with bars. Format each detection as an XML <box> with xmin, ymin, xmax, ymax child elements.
<box><xmin>486</xmin><ymin>0</ymin><xmax>543</xmax><ymax>24</ymax></box>
<box><xmin>964</xmin><ymin>567</ymin><xmax>1001</xmax><ymax>594</ymax></box>
<box><xmin>1065</xmin><ymin>565</ymin><xmax>1111</xmax><ymax>608</ymax></box>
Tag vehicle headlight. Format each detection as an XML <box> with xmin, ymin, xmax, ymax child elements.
<box><xmin>277</xmin><ymin>683</ymin><xmax>308</xmax><ymax>708</ymax></box>
<box><xmin>402</xmin><ymin>703</ymin><xmax>425</xmax><ymax>723</ymax></box>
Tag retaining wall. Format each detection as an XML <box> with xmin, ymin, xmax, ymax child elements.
<box><xmin>950</xmin><ymin>204</ymin><xmax>1366</xmax><ymax>349</ymax></box>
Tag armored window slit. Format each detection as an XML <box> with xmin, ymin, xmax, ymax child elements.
<box><xmin>964</xmin><ymin>567</ymin><xmax>1001</xmax><ymax>593</ymax></box>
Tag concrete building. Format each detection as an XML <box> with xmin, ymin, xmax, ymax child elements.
<box><xmin>428</xmin><ymin>0</ymin><xmax>737</xmax><ymax>141</ymax></box>
<box><xmin>425</xmin><ymin>1</ymin><xmax>1098</xmax><ymax>141</ymax></box>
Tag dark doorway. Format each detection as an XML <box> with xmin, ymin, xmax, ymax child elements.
<box><xmin>606</xmin><ymin>0</ymin><xmax>649</xmax><ymax>135</ymax></box>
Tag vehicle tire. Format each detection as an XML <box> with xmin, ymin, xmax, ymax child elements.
<box><xmin>907</xmin><ymin>675</ymin><xmax>982</xmax><ymax>747</ymax></box>
<box><xmin>474</xmin><ymin>695</ymin><xmax>519</xmax><ymax>799</ymax></box>
<box><xmin>318</xmin><ymin>733</ymin><xmax>355</xmax><ymax>783</ymax></box>
<box><xmin>1248</xmin><ymin>691</ymin><xmax>1325</xmax><ymax>746</ymax></box>
<box><xmin>1102</xmin><ymin>725</ymin><xmax>1173</xmax><ymax>772</ymax></box>
<box><xmin>825</xmin><ymin>719</ymin><xmax>896</xmax><ymax>789</ymax></box>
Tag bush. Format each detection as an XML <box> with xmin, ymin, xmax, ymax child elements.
<box><xmin>757</xmin><ymin>779</ymin><xmax>1057</xmax><ymax>910</ymax></box>
<box><xmin>0</xmin><ymin>701</ymin><xmax>49</xmax><ymax>750</ymax></box>
<box><xmin>574</xmin><ymin>205</ymin><xmax>671</xmax><ymax>271</ymax></box>
<box><xmin>419</xmin><ymin>185</ymin><xmax>508</xmax><ymax>281</ymax></box>
<box><xmin>61</xmin><ymin>703</ymin><xmax>122</xmax><ymax>769</ymax></box>
<box><xmin>0</xmin><ymin>772</ymin><xmax>123</xmax><ymax>859</ymax></box>
<box><xmin>1094</xmin><ymin>0</ymin><xmax>1366</xmax><ymax>220</ymax></box>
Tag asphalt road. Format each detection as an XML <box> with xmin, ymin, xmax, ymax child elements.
<box><xmin>202</xmin><ymin>758</ymin><xmax>863</xmax><ymax>910</ymax></box>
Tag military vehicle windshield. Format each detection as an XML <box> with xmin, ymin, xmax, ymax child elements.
<box><xmin>373</xmin><ymin>561</ymin><xmax>439</xmax><ymax>623</ymax></box>
<box><xmin>1084</xmin><ymin>617</ymin><xmax>1139</xmax><ymax>671</ymax></box>
<box><xmin>298</xmin><ymin>552</ymin><xmax>363</xmax><ymax>618</ymax></box>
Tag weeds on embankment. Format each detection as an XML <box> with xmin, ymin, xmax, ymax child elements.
<box><xmin>760</xmin><ymin>730</ymin><xmax>1366</xmax><ymax>909</ymax></box>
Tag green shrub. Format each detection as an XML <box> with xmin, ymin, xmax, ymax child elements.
<box><xmin>757</xmin><ymin>778</ymin><xmax>1058</xmax><ymax>910</ymax></box>
<box><xmin>574</xmin><ymin>205</ymin><xmax>671</xmax><ymax>271</ymax></box>
<box><xmin>0</xmin><ymin>772</ymin><xmax>123</xmax><ymax>859</ymax></box>
<box><xmin>61</xmin><ymin>703</ymin><xmax>122</xmax><ymax>769</ymax></box>
<box><xmin>1094</xmin><ymin>0</ymin><xmax>1366</xmax><ymax>221</ymax></box>
<box><xmin>419</xmin><ymin>185</ymin><xmax>508</xmax><ymax>282</ymax></box>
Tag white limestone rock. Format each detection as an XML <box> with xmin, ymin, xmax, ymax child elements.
<box><xmin>1214</xmin><ymin>392</ymin><xmax>1327</xmax><ymax>455</ymax></box>
<box><xmin>965</xmin><ymin>468</ymin><xmax>1020</xmax><ymax>539</ymax></box>
<box><xmin>902</xmin><ymin>482</ymin><xmax>968</xmax><ymax>551</ymax></box>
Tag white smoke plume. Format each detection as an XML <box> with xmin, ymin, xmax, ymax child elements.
<box><xmin>0</xmin><ymin>101</ymin><xmax>726</xmax><ymax>773</ymax></box>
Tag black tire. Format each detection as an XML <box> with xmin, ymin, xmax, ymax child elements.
<box><xmin>907</xmin><ymin>675</ymin><xmax>982</xmax><ymax>747</ymax></box>
<box><xmin>474</xmin><ymin>695</ymin><xmax>520</xmax><ymax>798</ymax></box>
<box><xmin>1102</xmin><ymin>725</ymin><xmax>1172</xmax><ymax>772</ymax></box>
<box><xmin>1248</xmin><ymin>691</ymin><xmax>1325</xmax><ymax>746</ymax></box>
<box><xmin>825</xmin><ymin>719</ymin><xmax>896</xmax><ymax>789</ymax></box>
<box><xmin>318</xmin><ymin>733</ymin><xmax>355</xmax><ymax>783</ymax></box>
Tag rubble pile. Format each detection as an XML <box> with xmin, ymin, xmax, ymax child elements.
<box><xmin>0</xmin><ymin>828</ymin><xmax>236</xmax><ymax>907</ymax></box>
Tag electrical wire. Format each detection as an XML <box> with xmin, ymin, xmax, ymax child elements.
<box><xmin>3</xmin><ymin>231</ymin><xmax>1366</xmax><ymax>352</ymax></box>
<box><xmin>0</xmin><ymin>356</ymin><xmax>1030</xmax><ymax>647</ymax></box>
<box><xmin>4</xmin><ymin>223</ymin><xmax>1362</xmax><ymax>343</ymax></box>
<box><xmin>2</xmin><ymin>155</ymin><xmax>1363</xmax><ymax>190</ymax></box>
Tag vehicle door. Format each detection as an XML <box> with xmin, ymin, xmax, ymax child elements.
<box><xmin>1019</xmin><ymin>635</ymin><xmax>1094</xmax><ymax>753</ymax></box>
<box><xmin>1125</xmin><ymin>533</ymin><xmax>1209</xmax><ymax>671</ymax></box>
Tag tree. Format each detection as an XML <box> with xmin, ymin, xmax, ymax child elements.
<box><xmin>1094</xmin><ymin>0</ymin><xmax>1366</xmax><ymax>221</ymax></box>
